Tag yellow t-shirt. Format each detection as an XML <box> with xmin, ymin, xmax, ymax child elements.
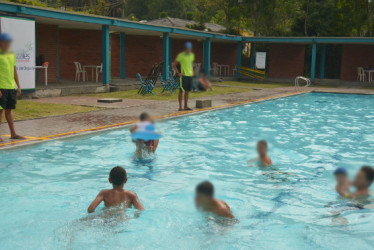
<box><xmin>176</xmin><ymin>52</ymin><xmax>195</xmax><ymax>77</ymax></box>
<box><xmin>0</xmin><ymin>50</ymin><xmax>16</xmax><ymax>89</ymax></box>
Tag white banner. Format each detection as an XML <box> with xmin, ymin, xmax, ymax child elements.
<box><xmin>0</xmin><ymin>16</ymin><xmax>35</xmax><ymax>90</ymax></box>
<box><xmin>256</xmin><ymin>52</ymin><xmax>266</xmax><ymax>69</ymax></box>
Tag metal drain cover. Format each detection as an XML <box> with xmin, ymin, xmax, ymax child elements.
<box><xmin>97</xmin><ymin>98</ymin><xmax>123</xmax><ymax>103</ymax></box>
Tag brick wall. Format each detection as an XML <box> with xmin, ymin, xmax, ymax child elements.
<box><xmin>59</xmin><ymin>28</ymin><xmax>102</xmax><ymax>81</ymax></box>
<box><xmin>111</xmin><ymin>34</ymin><xmax>120</xmax><ymax>78</ymax></box>
<box><xmin>56</xmin><ymin>30</ymin><xmax>238</xmax><ymax>81</ymax></box>
<box><xmin>268</xmin><ymin>44</ymin><xmax>305</xmax><ymax>78</ymax></box>
<box><xmin>36</xmin><ymin>23</ymin><xmax>58</xmax><ymax>84</ymax></box>
<box><xmin>340</xmin><ymin>44</ymin><xmax>374</xmax><ymax>81</ymax></box>
<box><xmin>211</xmin><ymin>42</ymin><xmax>237</xmax><ymax>74</ymax></box>
<box><xmin>124</xmin><ymin>35</ymin><xmax>163</xmax><ymax>78</ymax></box>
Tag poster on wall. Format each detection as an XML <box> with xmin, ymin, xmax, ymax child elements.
<box><xmin>256</xmin><ymin>52</ymin><xmax>266</xmax><ymax>69</ymax></box>
<box><xmin>0</xmin><ymin>16</ymin><xmax>35</xmax><ymax>91</ymax></box>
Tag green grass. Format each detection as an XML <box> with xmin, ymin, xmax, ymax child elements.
<box><xmin>213</xmin><ymin>81</ymin><xmax>293</xmax><ymax>88</ymax></box>
<box><xmin>87</xmin><ymin>86</ymin><xmax>251</xmax><ymax>101</ymax></box>
<box><xmin>2</xmin><ymin>100</ymin><xmax>102</xmax><ymax>121</ymax></box>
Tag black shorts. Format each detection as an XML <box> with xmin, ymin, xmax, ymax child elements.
<box><xmin>0</xmin><ymin>89</ymin><xmax>17</xmax><ymax>110</ymax></box>
<box><xmin>180</xmin><ymin>76</ymin><xmax>193</xmax><ymax>92</ymax></box>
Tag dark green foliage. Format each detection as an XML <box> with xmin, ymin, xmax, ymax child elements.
<box><xmin>7</xmin><ymin>0</ymin><xmax>374</xmax><ymax>36</ymax></box>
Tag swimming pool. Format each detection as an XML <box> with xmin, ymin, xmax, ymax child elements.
<box><xmin>0</xmin><ymin>92</ymin><xmax>374</xmax><ymax>249</ymax></box>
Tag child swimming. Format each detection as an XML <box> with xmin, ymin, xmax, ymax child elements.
<box><xmin>334</xmin><ymin>168</ymin><xmax>350</xmax><ymax>197</ymax></box>
<box><xmin>130</xmin><ymin>112</ymin><xmax>160</xmax><ymax>158</ymax></box>
<box><xmin>248</xmin><ymin>140</ymin><xmax>272</xmax><ymax>167</ymax></box>
<box><xmin>88</xmin><ymin>166</ymin><xmax>144</xmax><ymax>213</ymax></box>
<box><xmin>335</xmin><ymin>166</ymin><xmax>374</xmax><ymax>200</ymax></box>
<box><xmin>195</xmin><ymin>181</ymin><xmax>234</xmax><ymax>218</ymax></box>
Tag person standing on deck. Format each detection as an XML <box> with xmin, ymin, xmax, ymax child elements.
<box><xmin>173</xmin><ymin>41</ymin><xmax>195</xmax><ymax>111</ymax></box>
<box><xmin>0</xmin><ymin>33</ymin><xmax>24</xmax><ymax>141</ymax></box>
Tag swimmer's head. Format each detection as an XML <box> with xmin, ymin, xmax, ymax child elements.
<box><xmin>195</xmin><ymin>181</ymin><xmax>214</xmax><ymax>209</ymax></box>
<box><xmin>109</xmin><ymin>166</ymin><xmax>127</xmax><ymax>187</ymax></box>
<box><xmin>0</xmin><ymin>33</ymin><xmax>12</xmax><ymax>52</ymax></box>
<box><xmin>257</xmin><ymin>140</ymin><xmax>268</xmax><ymax>157</ymax></box>
<box><xmin>185</xmin><ymin>41</ymin><xmax>192</xmax><ymax>53</ymax></box>
<box><xmin>139</xmin><ymin>112</ymin><xmax>151</xmax><ymax>122</ymax></box>
<box><xmin>354</xmin><ymin>166</ymin><xmax>374</xmax><ymax>189</ymax></box>
<box><xmin>334</xmin><ymin>168</ymin><xmax>348</xmax><ymax>184</ymax></box>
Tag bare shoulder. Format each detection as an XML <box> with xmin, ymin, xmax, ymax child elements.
<box><xmin>124</xmin><ymin>190</ymin><xmax>138</xmax><ymax>199</ymax></box>
<box><xmin>98</xmin><ymin>189</ymin><xmax>111</xmax><ymax>196</ymax></box>
<box><xmin>218</xmin><ymin>199</ymin><xmax>230</xmax><ymax>209</ymax></box>
<box><xmin>215</xmin><ymin>199</ymin><xmax>234</xmax><ymax>218</ymax></box>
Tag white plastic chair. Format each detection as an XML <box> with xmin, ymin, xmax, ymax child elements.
<box><xmin>96</xmin><ymin>64</ymin><xmax>102</xmax><ymax>82</ymax></box>
<box><xmin>74</xmin><ymin>62</ymin><xmax>87</xmax><ymax>82</ymax></box>
<box><xmin>211</xmin><ymin>62</ymin><xmax>219</xmax><ymax>76</ymax></box>
<box><xmin>193</xmin><ymin>63</ymin><xmax>201</xmax><ymax>74</ymax></box>
<box><xmin>232</xmin><ymin>65</ymin><xmax>237</xmax><ymax>76</ymax></box>
<box><xmin>357</xmin><ymin>67</ymin><xmax>366</xmax><ymax>82</ymax></box>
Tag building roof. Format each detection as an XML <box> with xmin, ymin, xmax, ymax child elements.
<box><xmin>146</xmin><ymin>17</ymin><xmax>226</xmax><ymax>32</ymax></box>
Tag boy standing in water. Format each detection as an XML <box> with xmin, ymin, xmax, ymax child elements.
<box><xmin>0</xmin><ymin>33</ymin><xmax>24</xmax><ymax>140</ymax></box>
<box><xmin>88</xmin><ymin>166</ymin><xmax>144</xmax><ymax>213</ymax></box>
<box><xmin>256</xmin><ymin>140</ymin><xmax>272</xmax><ymax>166</ymax></box>
<box><xmin>195</xmin><ymin>181</ymin><xmax>234</xmax><ymax>218</ymax></box>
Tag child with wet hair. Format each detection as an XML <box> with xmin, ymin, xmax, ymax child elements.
<box><xmin>88</xmin><ymin>166</ymin><xmax>144</xmax><ymax>213</ymax></box>
<box><xmin>256</xmin><ymin>140</ymin><xmax>272</xmax><ymax>167</ymax></box>
<box><xmin>334</xmin><ymin>168</ymin><xmax>350</xmax><ymax>197</ymax></box>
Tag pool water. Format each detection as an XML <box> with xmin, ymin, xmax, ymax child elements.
<box><xmin>1</xmin><ymin>92</ymin><xmax>374</xmax><ymax>249</ymax></box>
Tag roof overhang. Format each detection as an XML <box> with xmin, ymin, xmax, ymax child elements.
<box><xmin>242</xmin><ymin>37</ymin><xmax>374</xmax><ymax>45</ymax></box>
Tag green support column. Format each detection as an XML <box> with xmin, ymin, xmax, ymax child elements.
<box><xmin>203</xmin><ymin>38</ymin><xmax>211</xmax><ymax>78</ymax></box>
<box><xmin>57</xmin><ymin>26</ymin><xmax>60</xmax><ymax>82</ymax></box>
<box><xmin>319</xmin><ymin>44</ymin><xmax>326</xmax><ymax>79</ymax></box>
<box><xmin>249</xmin><ymin>43</ymin><xmax>255</xmax><ymax>69</ymax></box>
<box><xmin>162</xmin><ymin>32</ymin><xmax>170</xmax><ymax>80</ymax></box>
<box><xmin>310</xmin><ymin>42</ymin><xmax>317</xmax><ymax>81</ymax></box>
<box><xmin>120</xmin><ymin>33</ymin><xmax>125</xmax><ymax>79</ymax></box>
<box><xmin>236</xmin><ymin>41</ymin><xmax>242</xmax><ymax>77</ymax></box>
<box><xmin>168</xmin><ymin>38</ymin><xmax>173</xmax><ymax>71</ymax></box>
<box><xmin>102</xmin><ymin>25</ymin><xmax>110</xmax><ymax>84</ymax></box>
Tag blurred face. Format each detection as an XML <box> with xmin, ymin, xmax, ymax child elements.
<box><xmin>257</xmin><ymin>143</ymin><xmax>267</xmax><ymax>157</ymax></box>
<box><xmin>0</xmin><ymin>41</ymin><xmax>11</xmax><ymax>51</ymax></box>
<box><xmin>185</xmin><ymin>48</ymin><xmax>192</xmax><ymax>53</ymax></box>
<box><xmin>144</xmin><ymin>116</ymin><xmax>152</xmax><ymax>122</ymax></box>
<box><xmin>335</xmin><ymin>174</ymin><xmax>347</xmax><ymax>184</ymax></box>
<box><xmin>195</xmin><ymin>193</ymin><xmax>210</xmax><ymax>210</ymax></box>
<box><xmin>353</xmin><ymin>170</ymin><xmax>369</xmax><ymax>189</ymax></box>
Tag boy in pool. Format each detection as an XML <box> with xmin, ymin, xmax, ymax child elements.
<box><xmin>130</xmin><ymin>112</ymin><xmax>159</xmax><ymax>157</ymax></box>
<box><xmin>334</xmin><ymin>168</ymin><xmax>350</xmax><ymax>197</ymax></box>
<box><xmin>195</xmin><ymin>181</ymin><xmax>234</xmax><ymax>218</ymax></box>
<box><xmin>88</xmin><ymin>166</ymin><xmax>144</xmax><ymax>213</ymax></box>
<box><xmin>256</xmin><ymin>140</ymin><xmax>272</xmax><ymax>166</ymax></box>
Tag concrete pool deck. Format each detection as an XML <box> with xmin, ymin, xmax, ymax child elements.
<box><xmin>1</xmin><ymin>86</ymin><xmax>374</xmax><ymax>149</ymax></box>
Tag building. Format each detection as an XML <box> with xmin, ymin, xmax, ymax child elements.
<box><xmin>0</xmin><ymin>2</ymin><xmax>372</xmax><ymax>96</ymax></box>
<box><xmin>145</xmin><ymin>17</ymin><xmax>226</xmax><ymax>33</ymax></box>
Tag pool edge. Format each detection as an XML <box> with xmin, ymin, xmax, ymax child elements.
<box><xmin>0</xmin><ymin>90</ymin><xmax>309</xmax><ymax>151</ymax></box>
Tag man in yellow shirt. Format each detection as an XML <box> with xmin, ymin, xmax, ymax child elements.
<box><xmin>0</xmin><ymin>33</ymin><xmax>24</xmax><ymax>140</ymax></box>
<box><xmin>173</xmin><ymin>42</ymin><xmax>195</xmax><ymax>111</ymax></box>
